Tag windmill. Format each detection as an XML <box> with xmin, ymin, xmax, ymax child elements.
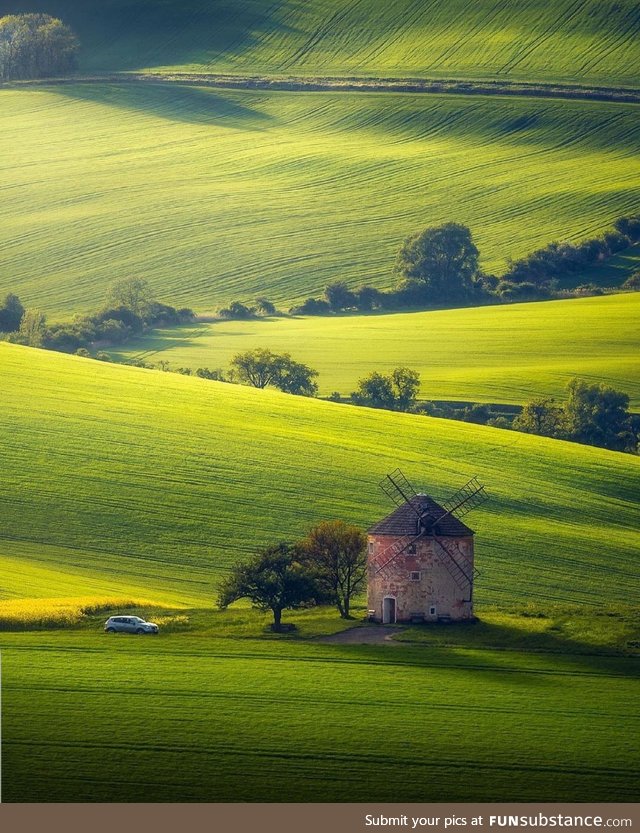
<box><xmin>369</xmin><ymin>469</ymin><xmax>487</xmax><ymax>620</ymax></box>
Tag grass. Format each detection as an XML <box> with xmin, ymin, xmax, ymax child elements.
<box><xmin>5</xmin><ymin>0</ymin><xmax>640</xmax><ymax>86</ymax></box>
<box><xmin>1</xmin><ymin>85</ymin><xmax>639</xmax><ymax>315</ymax></box>
<box><xmin>1</xmin><ymin>342</ymin><xmax>638</xmax><ymax>610</ymax></box>
<box><xmin>397</xmin><ymin>605</ymin><xmax>640</xmax><ymax>655</ymax></box>
<box><xmin>1</xmin><ymin>629</ymin><xmax>638</xmax><ymax>802</ymax></box>
<box><xmin>116</xmin><ymin>293</ymin><xmax>640</xmax><ymax>407</ymax></box>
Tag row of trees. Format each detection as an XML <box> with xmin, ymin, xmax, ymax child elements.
<box><xmin>513</xmin><ymin>379</ymin><xmax>638</xmax><ymax>453</ymax></box>
<box><xmin>219</xmin><ymin>520</ymin><xmax>367</xmax><ymax>630</ymax></box>
<box><xmin>0</xmin><ymin>279</ymin><xmax>195</xmax><ymax>351</ymax></box>
<box><xmin>331</xmin><ymin>367</ymin><xmax>637</xmax><ymax>454</ymax></box>
<box><xmin>288</xmin><ymin>214</ymin><xmax>640</xmax><ymax>315</ymax></box>
<box><xmin>0</xmin><ymin>14</ymin><xmax>79</xmax><ymax>81</ymax></box>
<box><xmin>504</xmin><ymin>216</ymin><xmax>640</xmax><ymax>286</ymax></box>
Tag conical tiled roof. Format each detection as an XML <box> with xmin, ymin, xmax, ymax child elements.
<box><xmin>368</xmin><ymin>494</ymin><xmax>474</xmax><ymax>537</ymax></box>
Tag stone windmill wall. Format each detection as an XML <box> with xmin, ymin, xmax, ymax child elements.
<box><xmin>367</xmin><ymin>494</ymin><xmax>475</xmax><ymax>624</ymax></box>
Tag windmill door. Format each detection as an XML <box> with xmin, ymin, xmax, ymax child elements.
<box><xmin>383</xmin><ymin>596</ymin><xmax>396</xmax><ymax>624</ymax></box>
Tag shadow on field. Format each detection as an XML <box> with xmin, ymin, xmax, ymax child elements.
<box><xmin>53</xmin><ymin>82</ymin><xmax>273</xmax><ymax>128</ymax></box>
<box><xmin>27</xmin><ymin>0</ymin><xmax>300</xmax><ymax>74</ymax></box>
<box><xmin>392</xmin><ymin>614</ymin><xmax>640</xmax><ymax>679</ymax></box>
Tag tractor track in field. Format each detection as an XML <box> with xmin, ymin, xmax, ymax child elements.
<box><xmin>3</xmin><ymin>72</ymin><xmax>640</xmax><ymax>105</ymax></box>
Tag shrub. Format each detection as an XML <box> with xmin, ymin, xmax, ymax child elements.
<box><xmin>622</xmin><ymin>271</ymin><xmax>640</xmax><ymax>291</ymax></box>
<box><xmin>219</xmin><ymin>301</ymin><xmax>255</xmax><ymax>320</ymax></box>
<box><xmin>325</xmin><ymin>281</ymin><xmax>357</xmax><ymax>311</ymax></box>
<box><xmin>195</xmin><ymin>367</ymin><xmax>227</xmax><ymax>381</ymax></box>
<box><xmin>0</xmin><ymin>293</ymin><xmax>24</xmax><ymax>333</ymax></box>
<box><xmin>255</xmin><ymin>298</ymin><xmax>276</xmax><ymax>316</ymax></box>
<box><xmin>290</xmin><ymin>297</ymin><xmax>332</xmax><ymax>315</ymax></box>
<box><xmin>354</xmin><ymin>285</ymin><xmax>384</xmax><ymax>311</ymax></box>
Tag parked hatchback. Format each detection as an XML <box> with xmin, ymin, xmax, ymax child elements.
<box><xmin>104</xmin><ymin>615</ymin><xmax>159</xmax><ymax>635</ymax></box>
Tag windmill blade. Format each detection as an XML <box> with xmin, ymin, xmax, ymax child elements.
<box><xmin>379</xmin><ymin>468</ymin><xmax>422</xmax><ymax>516</ymax></box>
<box><xmin>373</xmin><ymin>532</ymin><xmax>423</xmax><ymax>578</ymax></box>
<box><xmin>432</xmin><ymin>536</ymin><xmax>475</xmax><ymax>591</ymax></box>
<box><xmin>437</xmin><ymin>476</ymin><xmax>488</xmax><ymax>522</ymax></box>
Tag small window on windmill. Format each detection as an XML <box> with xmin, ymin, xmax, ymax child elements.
<box><xmin>368</xmin><ymin>541</ymin><xmax>374</xmax><ymax>554</ymax></box>
<box><xmin>410</xmin><ymin>571</ymin><xmax>421</xmax><ymax>582</ymax></box>
<box><xmin>429</xmin><ymin>606</ymin><xmax>437</xmax><ymax>616</ymax></box>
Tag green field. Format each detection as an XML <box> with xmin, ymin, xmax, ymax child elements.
<box><xmin>4</xmin><ymin>0</ymin><xmax>640</xmax><ymax>86</ymax></box>
<box><xmin>1</xmin><ymin>631</ymin><xmax>638</xmax><ymax>802</ymax></box>
<box><xmin>116</xmin><ymin>293</ymin><xmax>640</xmax><ymax>407</ymax></box>
<box><xmin>2</xmin><ymin>0</ymin><xmax>640</xmax><ymax>804</ymax></box>
<box><xmin>2</xmin><ymin>84</ymin><xmax>639</xmax><ymax>315</ymax></box>
<box><xmin>1</xmin><ymin>342</ymin><xmax>638</xmax><ymax>608</ymax></box>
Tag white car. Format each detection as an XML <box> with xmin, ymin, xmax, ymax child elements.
<box><xmin>104</xmin><ymin>615</ymin><xmax>159</xmax><ymax>635</ymax></box>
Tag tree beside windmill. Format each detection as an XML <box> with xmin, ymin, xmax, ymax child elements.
<box><xmin>367</xmin><ymin>470</ymin><xmax>487</xmax><ymax>624</ymax></box>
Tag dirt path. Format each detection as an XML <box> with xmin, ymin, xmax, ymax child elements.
<box><xmin>4</xmin><ymin>73</ymin><xmax>640</xmax><ymax>105</ymax></box>
<box><xmin>318</xmin><ymin>625</ymin><xmax>404</xmax><ymax>645</ymax></box>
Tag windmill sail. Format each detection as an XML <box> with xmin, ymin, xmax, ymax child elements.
<box><xmin>373</xmin><ymin>469</ymin><xmax>486</xmax><ymax>577</ymax></box>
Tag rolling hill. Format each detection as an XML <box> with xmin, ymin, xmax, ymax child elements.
<box><xmin>116</xmin><ymin>293</ymin><xmax>640</xmax><ymax>407</ymax></box>
<box><xmin>2</xmin><ymin>0</ymin><xmax>640</xmax><ymax>86</ymax></box>
<box><xmin>1</xmin><ymin>342</ymin><xmax>638</xmax><ymax>608</ymax></box>
<box><xmin>2</xmin><ymin>84</ymin><xmax>639</xmax><ymax>314</ymax></box>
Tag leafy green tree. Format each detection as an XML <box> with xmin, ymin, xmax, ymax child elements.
<box><xmin>564</xmin><ymin>379</ymin><xmax>634</xmax><ymax>452</ymax></box>
<box><xmin>613</xmin><ymin>215</ymin><xmax>640</xmax><ymax>241</ymax></box>
<box><xmin>231</xmin><ymin>348</ymin><xmax>282</xmax><ymax>388</ymax></box>
<box><xmin>352</xmin><ymin>367</ymin><xmax>420</xmax><ymax>411</ymax></box>
<box><xmin>392</xmin><ymin>367</ymin><xmax>420</xmax><ymax>410</ymax></box>
<box><xmin>513</xmin><ymin>398</ymin><xmax>567</xmax><ymax>439</ymax></box>
<box><xmin>255</xmin><ymin>298</ymin><xmax>276</xmax><ymax>315</ymax></box>
<box><xmin>273</xmin><ymin>357</ymin><xmax>318</xmax><ymax>396</ymax></box>
<box><xmin>396</xmin><ymin>222</ymin><xmax>479</xmax><ymax>302</ymax></box>
<box><xmin>219</xmin><ymin>301</ymin><xmax>255</xmax><ymax>320</ymax></box>
<box><xmin>0</xmin><ymin>293</ymin><xmax>24</xmax><ymax>332</ymax></box>
<box><xmin>0</xmin><ymin>14</ymin><xmax>79</xmax><ymax>81</ymax></box>
<box><xmin>106</xmin><ymin>278</ymin><xmax>154</xmax><ymax>318</ymax></box>
<box><xmin>17</xmin><ymin>308</ymin><xmax>47</xmax><ymax>347</ymax></box>
<box><xmin>351</xmin><ymin>371</ymin><xmax>396</xmax><ymax>410</ymax></box>
<box><xmin>290</xmin><ymin>297</ymin><xmax>332</xmax><ymax>315</ymax></box>
<box><xmin>218</xmin><ymin>543</ymin><xmax>318</xmax><ymax>631</ymax></box>
<box><xmin>355</xmin><ymin>285</ymin><xmax>385</xmax><ymax>311</ymax></box>
<box><xmin>230</xmin><ymin>348</ymin><xmax>318</xmax><ymax>396</ymax></box>
<box><xmin>300</xmin><ymin>520</ymin><xmax>367</xmax><ymax>619</ymax></box>
<box><xmin>325</xmin><ymin>281</ymin><xmax>356</xmax><ymax>312</ymax></box>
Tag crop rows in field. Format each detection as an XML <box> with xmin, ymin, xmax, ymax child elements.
<box><xmin>1</xmin><ymin>84</ymin><xmax>639</xmax><ymax>314</ymax></box>
<box><xmin>5</xmin><ymin>0</ymin><xmax>640</xmax><ymax>86</ymax></box>
<box><xmin>117</xmin><ymin>293</ymin><xmax>640</xmax><ymax>408</ymax></box>
<box><xmin>1</xmin><ymin>633</ymin><xmax>638</xmax><ymax>801</ymax></box>
<box><xmin>1</xmin><ymin>343</ymin><xmax>638</xmax><ymax>608</ymax></box>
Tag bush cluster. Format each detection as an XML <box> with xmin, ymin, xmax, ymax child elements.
<box><xmin>503</xmin><ymin>216</ymin><xmax>640</xmax><ymax>287</ymax></box>
<box><xmin>289</xmin><ymin>215</ymin><xmax>640</xmax><ymax>316</ymax></box>
<box><xmin>1</xmin><ymin>279</ymin><xmax>195</xmax><ymax>353</ymax></box>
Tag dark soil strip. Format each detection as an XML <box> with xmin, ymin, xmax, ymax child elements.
<box><xmin>4</xmin><ymin>72</ymin><xmax>640</xmax><ymax>104</ymax></box>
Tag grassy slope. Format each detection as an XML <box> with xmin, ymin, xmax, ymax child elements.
<box><xmin>1</xmin><ymin>632</ymin><xmax>638</xmax><ymax>802</ymax></box>
<box><xmin>2</xmin><ymin>85</ymin><xmax>639</xmax><ymax>315</ymax></box>
<box><xmin>3</xmin><ymin>0</ymin><xmax>640</xmax><ymax>86</ymax></box>
<box><xmin>117</xmin><ymin>293</ymin><xmax>640</xmax><ymax>407</ymax></box>
<box><xmin>1</xmin><ymin>342</ymin><xmax>638</xmax><ymax>608</ymax></box>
